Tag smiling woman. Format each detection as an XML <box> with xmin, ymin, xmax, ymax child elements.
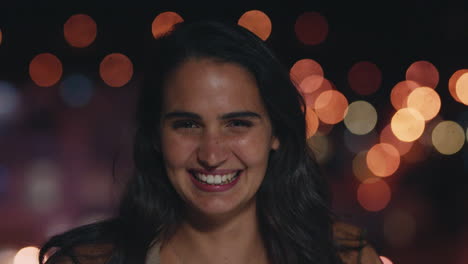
<box><xmin>39</xmin><ymin>21</ymin><xmax>381</xmax><ymax>264</ymax></box>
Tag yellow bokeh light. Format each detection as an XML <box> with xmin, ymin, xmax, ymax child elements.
<box><xmin>380</xmin><ymin>124</ymin><xmax>414</xmax><ymax>156</ymax></box>
<box><xmin>307</xmin><ymin>134</ymin><xmax>332</xmax><ymax>164</ymax></box>
<box><xmin>290</xmin><ymin>58</ymin><xmax>324</xmax><ymax>86</ymax></box>
<box><xmin>152</xmin><ymin>11</ymin><xmax>184</xmax><ymax>39</ymax></box>
<box><xmin>391</xmin><ymin>108</ymin><xmax>425</xmax><ymax>142</ymax></box>
<box><xmin>315</xmin><ymin>90</ymin><xmax>348</xmax><ymax>124</ymax></box>
<box><xmin>238</xmin><ymin>10</ymin><xmax>272</xmax><ymax>41</ymax></box>
<box><xmin>406</xmin><ymin>60</ymin><xmax>439</xmax><ymax>89</ymax></box>
<box><xmin>64</xmin><ymin>14</ymin><xmax>97</xmax><ymax>48</ymax></box>
<box><xmin>357</xmin><ymin>178</ymin><xmax>391</xmax><ymax>212</ymax></box>
<box><xmin>448</xmin><ymin>69</ymin><xmax>468</xmax><ymax>103</ymax></box>
<box><xmin>366</xmin><ymin>143</ymin><xmax>400</xmax><ymax>177</ymax></box>
<box><xmin>352</xmin><ymin>151</ymin><xmax>379</xmax><ymax>183</ymax></box>
<box><xmin>406</xmin><ymin>86</ymin><xmax>441</xmax><ymax>121</ymax></box>
<box><xmin>14</xmin><ymin>247</ymin><xmax>39</xmax><ymax>264</ymax></box>
<box><xmin>344</xmin><ymin>100</ymin><xmax>377</xmax><ymax>135</ymax></box>
<box><xmin>432</xmin><ymin>120</ymin><xmax>465</xmax><ymax>155</ymax></box>
<box><xmin>455</xmin><ymin>72</ymin><xmax>468</xmax><ymax>105</ymax></box>
<box><xmin>379</xmin><ymin>256</ymin><xmax>393</xmax><ymax>264</ymax></box>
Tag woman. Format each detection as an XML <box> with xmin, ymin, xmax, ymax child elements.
<box><xmin>40</xmin><ymin>20</ymin><xmax>381</xmax><ymax>264</ymax></box>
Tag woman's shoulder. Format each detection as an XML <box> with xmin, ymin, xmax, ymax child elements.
<box><xmin>333</xmin><ymin>221</ymin><xmax>383</xmax><ymax>264</ymax></box>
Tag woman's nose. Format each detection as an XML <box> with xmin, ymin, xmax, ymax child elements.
<box><xmin>197</xmin><ymin>130</ymin><xmax>228</xmax><ymax>168</ymax></box>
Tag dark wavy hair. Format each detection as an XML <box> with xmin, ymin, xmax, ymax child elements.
<box><xmin>40</xmin><ymin>20</ymin><xmax>341</xmax><ymax>264</ymax></box>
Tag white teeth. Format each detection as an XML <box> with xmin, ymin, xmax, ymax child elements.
<box><xmin>193</xmin><ymin>171</ymin><xmax>239</xmax><ymax>185</ymax></box>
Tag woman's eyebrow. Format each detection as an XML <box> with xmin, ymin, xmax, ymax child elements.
<box><xmin>220</xmin><ymin>111</ymin><xmax>262</xmax><ymax>120</ymax></box>
<box><xmin>163</xmin><ymin>111</ymin><xmax>201</xmax><ymax>120</ymax></box>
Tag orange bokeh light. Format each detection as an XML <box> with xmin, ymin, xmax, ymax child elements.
<box><xmin>315</xmin><ymin>90</ymin><xmax>348</xmax><ymax>124</ymax></box>
<box><xmin>305</xmin><ymin>107</ymin><xmax>319</xmax><ymax>138</ymax></box>
<box><xmin>348</xmin><ymin>61</ymin><xmax>382</xmax><ymax>95</ymax></box>
<box><xmin>406</xmin><ymin>86</ymin><xmax>441</xmax><ymax>121</ymax></box>
<box><xmin>0</xmin><ymin>28</ymin><xmax>3</xmax><ymax>45</ymax></box>
<box><xmin>152</xmin><ymin>11</ymin><xmax>184</xmax><ymax>39</ymax></box>
<box><xmin>303</xmin><ymin>78</ymin><xmax>334</xmax><ymax>109</ymax></box>
<box><xmin>406</xmin><ymin>60</ymin><xmax>439</xmax><ymax>89</ymax></box>
<box><xmin>391</xmin><ymin>108</ymin><xmax>425</xmax><ymax>142</ymax></box>
<box><xmin>99</xmin><ymin>53</ymin><xmax>133</xmax><ymax>87</ymax></box>
<box><xmin>299</xmin><ymin>74</ymin><xmax>324</xmax><ymax>94</ymax></box>
<box><xmin>290</xmin><ymin>58</ymin><xmax>324</xmax><ymax>86</ymax></box>
<box><xmin>294</xmin><ymin>12</ymin><xmax>328</xmax><ymax>45</ymax></box>
<box><xmin>455</xmin><ymin>73</ymin><xmax>468</xmax><ymax>105</ymax></box>
<box><xmin>238</xmin><ymin>10</ymin><xmax>272</xmax><ymax>41</ymax></box>
<box><xmin>366</xmin><ymin>143</ymin><xmax>400</xmax><ymax>177</ymax></box>
<box><xmin>357</xmin><ymin>178</ymin><xmax>391</xmax><ymax>212</ymax></box>
<box><xmin>29</xmin><ymin>53</ymin><xmax>63</xmax><ymax>87</ymax></box>
<box><xmin>64</xmin><ymin>14</ymin><xmax>97</xmax><ymax>48</ymax></box>
<box><xmin>390</xmin><ymin>80</ymin><xmax>420</xmax><ymax>110</ymax></box>
<box><xmin>448</xmin><ymin>69</ymin><xmax>468</xmax><ymax>103</ymax></box>
<box><xmin>380</xmin><ymin>124</ymin><xmax>413</xmax><ymax>155</ymax></box>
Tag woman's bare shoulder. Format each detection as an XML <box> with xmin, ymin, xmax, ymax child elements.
<box><xmin>333</xmin><ymin>221</ymin><xmax>383</xmax><ymax>264</ymax></box>
<box><xmin>45</xmin><ymin>244</ymin><xmax>114</xmax><ymax>264</ymax></box>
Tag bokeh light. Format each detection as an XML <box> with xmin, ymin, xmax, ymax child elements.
<box><xmin>380</xmin><ymin>124</ymin><xmax>413</xmax><ymax>155</ymax></box>
<box><xmin>344</xmin><ymin>100</ymin><xmax>378</xmax><ymax>135</ymax></box>
<box><xmin>307</xmin><ymin>134</ymin><xmax>332</xmax><ymax>164</ymax></box>
<box><xmin>0</xmin><ymin>248</ymin><xmax>16</xmax><ymax>264</ymax></box>
<box><xmin>344</xmin><ymin>129</ymin><xmax>378</xmax><ymax>154</ymax></box>
<box><xmin>348</xmin><ymin>61</ymin><xmax>382</xmax><ymax>95</ymax></box>
<box><xmin>357</xmin><ymin>178</ymin><xmax>391</xmax><ymax>212</ymax></box>
<box><xmin>0</xmin><ymin>81</ymin><xmax>19</xmax><ymax>121</ymax></box>
<box><xmin>299</xmin><ymin>74</ymin><xmax>324</xmax><ymax>94</ymax></box>
<box><xmin>0</xmin><ymin>28</ymin><xmax>3</xmax><ymax>46</ymax></box>
<box><xmin>448</xmin><ymin>69</ymin><xmax>468</xmax><ymax>103</ymax></box>
<box><xmin>432</xmin><ymin>120</ymin><xmax>465</xmax><ymax>155</ymax></box>
<box><xmin>391</xmin><ymin>108</ymin><xmax>425</xmax><ymax>142</ymax></box>
<box><xmin>99</xmin><ymin>53</ymin><xmax>133</xmax><ymax>87</ymax></box>
<box><xmin>384</xmin><ymin>208</ymin><xmax>416</xmax><ymax>247</ymax></box>
<box><xmin>305</xmin><ymin>107</ymin><xmax>319</xmax><ymax>138</ymax></box>
<box><xmin>60</xmin><ymin>74</ymin><xmax>94</xmax><ymax>107</ymax></box>
<box><xmin>24</xmin><ymin>159</ymin><xmax>62</xmax><ymax>213</ymax></box>
<box><xmin>13</xmin><ymin>247</ymin><xmax>39</xmax><ymax>264</ymax></box>
<box><xmin>352</xmin><ymin>151</ymin><xmax>380</xmax><ymax>183</ymax></box>
<box><xmin>379</xmin><ymin>256</ymin><xmax>393</xmax><ymax>264</ymax></box>
<box><xmin>64</xmin><ymin>14</ymin><xmax>97</xmax><ymax>48</ymax></box>
<box><xmin>390</xmin><ymin>80</ymin><xmax>420</xmax><ymax>110</ymax></box>
<box><xmin>406</xmin><ymin>60</ymin><xmax>439</xmax><ymax>89</ymax></box>
<box><xmin>238</xmin><ymin>10</ymin><xmax>272</xmax><ymax>41</ymax></box>
<box><xmin>366</xmin><ymin>143</ymin><xmax>400</xmax><ymax>177</ymax></box>
<box><xmin>294</xmin><ymin>12</ymin><xmax>328</xmax><ymax>45</ymax></box>
<box><xmin>290</xmin><ymin>58</ymin><xmax>324</xmax><ymax>85</ymax></box>
<box><xmin>406</xmin><ymin>86</ymin><xmax>441</xmax><ymax>121</ymax></box>
<box><xmin>29</xmin><ymin>53</ymin><xmax>63</xmax><ymax>87</ymax></box>
<box><xmin>152</xmin><ymin>11</ymin><xmax>184</xmax><ymax>39</ymax></box>
<box><xmin>303</xmin><ymin>78</ymin><xmax>333</xmax><ymax>109</ymax></box>
<box><xmin>315</xmin><ymin>90</ymin><xmax>348</xmax><ymax>124</ymax></box>
<box><xmin>455</xmin><ymin>72</ymin><xmax>468</xmax><ymax>105</ymax></box>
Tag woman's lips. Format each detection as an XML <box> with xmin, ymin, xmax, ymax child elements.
<box><xmin>188</xmin><ymin>169</ymin><xmax>242</xmax><ymax>192</ymax></box>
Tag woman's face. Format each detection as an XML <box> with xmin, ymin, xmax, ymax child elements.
<box><xmin>160</xmin><ymin>58</ymin><xmax>279</xmax><ymax>219</ymax></box>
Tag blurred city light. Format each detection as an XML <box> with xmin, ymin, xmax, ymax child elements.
<box><xmin>380</xmin><ymin>124</ymin><xmax>414</xmax><ymax>156</ymax></box>
<box><xmin>406</xmin><ymin>86</ymin><xmax>441</xmax><ymax>121</ymax></box>
<box><xmin>290</xmin><ymin>58</ymin><xmax>324</xmax><ymax>85</ymax></box>
<box><xmin>366</xmin><ymin>143</ymin><xmax>400</xmax><ymax>177</ymax></box>
<box><xmin>391</xmin><ymin>108</ymin><xmax>425</xmax><ymax>142</ymax></box>
<box><xmin>0</xmin><ymin>81</ymin><xmax>19</xmax><ymax>121</ymax></box>
<box><xmin>64</xmin><ymin>14</ymin><xmax>97</xmax><ymax>48</ymax></box>
<box><xmin>315</xmin><ymin>90</ymin><xmax>348</xmax><ymax>124</ymax></box>
<box><xmin>390</xmin><ymin>80</ymin><xmax>420</xmax><ymax>110</ymax></box>
<box><xmin>406</xmin><ymin>60</ymin><xmax>439</xmax><ymax>89</ymax></box>
<box><xmin>455</xmin><ymin>72</ymin><xmax>468</xmax><ymax>105</ymax></box>
<box><xmin>60</xmin><ymin>74</ymin><xmax>94</xmax><ymax>107</ymax></box>
<box><xmin>348</xmin><ymin>61</ymin><xmax>382</xmax><ymax>95</ymax></box>
<box><xmin>357</xmin><ymin>178</ymin><xmax>391</xmax><ymax>212</ymax></box>
<box><xmin>305</xmin><ymin>107</ymin><xmax>319</xmax><ymax>138</ymax></box>
<box><xmin>432</xmin><ymin>120</ymin><xmax>465</xmax><ymax>155</ymax></box>
<box><xmin>344</xmin><ymin>100</ymin><xmax>377</xmax><ymax>135</ymax></box>
<box><xmin>238</xmin><ymin>10</ymin><xmax>272</xmax><ymax>41</ymax></box>
<box><xmin>448</xmin><ymin>69</ymin><xmax>468</xmax><ymax>103</ymax></box>
<box><xmin>99</xmin><ymin>53</ymin><xmax>133</xmax><ymax>87</ymax></box>
<box><xmin>152</xmin><ymin>11</ymin><xmax>184</xmax><ymax>39</ymax></box>
<box><xmin>29</xmin><ymin>53</ymin><xmax>63</xmax><ymax>87</ymax></box>
<box><xmin>13</xmin><ymin>247</ymin><xmax>39</xmax><ymax>264</ymax></box>
<box><xmin>294</xmin><ymin>12</ymin><xmax>328</xmax><ymax>45</ymax></box>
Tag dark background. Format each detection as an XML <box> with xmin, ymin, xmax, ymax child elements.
<box><xmin>0</xmin><ymin>1</ymin><xmax>467</xmax><ymax>263</ymax></box>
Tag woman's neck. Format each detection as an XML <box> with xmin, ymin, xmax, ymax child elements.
<box><xmin>161</xmin><ymin>201</ymin><xmax>269</xmax><ymax>264</ymax></box>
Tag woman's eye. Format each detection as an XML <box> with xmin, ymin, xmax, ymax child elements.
<box><xmin>173</xmin><ymin>120</ymin><xmax>199</xmax><ymax>129</ymax></box>
<box><xmin>228</xmin><ymin>120</ymin><xmax>253</xmax><ymax>127</ymax></box>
